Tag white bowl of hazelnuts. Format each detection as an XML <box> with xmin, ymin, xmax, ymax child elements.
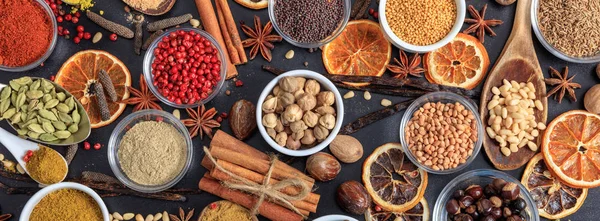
<box><xmin>256</xmin><ymin>70</ymin><xmax>344</xmax><ymax>157</ymax></box>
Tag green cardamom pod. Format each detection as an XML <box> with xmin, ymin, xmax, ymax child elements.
<box><xmin>41</xmin><ymin>79</ymin><xmax>54</xmax><ymax>93</ymax></box>
<box><xmin>16</xmin><ymin>92</ymin><xmax>26</xmax><ymax>107</ymax></box>
<box><xmin>28</xmin><ymin>99</ymin><xmax>39</xmax><ymax>111</ymax></box>
<box><xmin>2</xmin><ymin>108</ymin><xmax>16</xmax><ymax>120</ymax></box>
<box><xmin>44</xmin><ymin>99</ymin><xmax>59</xmax><ymax>109</ymax></box>
<box><xmin>27</xmin><ymin>123</ymin><xmax>46</xmax><ymax>134</ymax></box>
<box><xmin>18</xmin><ymin>86</ymin><xmax>28</xmax><ymax>94</ymax></box>
<box><xmin>65</xmin><ymin>96</ymin><xmax>75</xmax><ymax>111</ymax></box>
<box><xmin>52</xmin><ymin>121</ymin><xmax>67</xmax><ymax>130</ymax></box>
<box><xmin>10</xmin><ymin>93</ymin><xmax>16</xmax><ymax>108</ymax></box>
<box><xmin>9</xmin><ymin>81</ymin><xmax>21</xmax><ymax>91</ymax></box>
<box><xmin>16</xmin><ymin>129</ymin><xmax>29</xmax><ymax>136</ymax></box>
<box><xmin>42</xmin><ymin>94</ymin><xmax>52</xmax><ymax>103</ymax></box>
<box><xmin>42</xmin><ymin>122</ymin><xmax>55</xmax><ymax>133</ymax></box>
<box><xmin>72</xmin><ymin>110</ymin><xmax>81</xmax><ymax>124</ymax></box>
<box><xmin>0</xmin><ymin>87</ymin><xmax>11</xmax><ymax>101</ymax></box>
<box><xmin>10</xmin><ymin>112</ymin><xmax>21</xmax><ymax>124</ymax></box>
<box><xmin>0</xmin><ymin>100</ymin><xmax>10</xmax><ymax>115</ymax></box>
<box><xmin>26</xmin><ymin>90</ymin><xmax>43</xmax><ymax>100</ymax></box>
<box><xmin>67</xmin><ymin>124</ymin><xmax>78</xmax><ymax>133</ymax></box>
<box><xmin>15</xmin><ymin>77</ymin><xmax>32</xmax><ymax>85</ymax></box>
<box><xmin>38</xmin><ymin>109</ymin><xmax>58</xmax><ymax>121</ymax></box>
<box><xmin>39</xmin><ymin>133</ymin><xmax>58</xmax><ymax>141</ymax></box>
<box><xmin>58</xmin><ymin>112</ymin><xmax>73</xmax><ymax>124</ymax></box>
<box><xmin>38</xmin><ymin>116</ymin><xmax>50</xmax><ymax>124</ymax></box>
<box><xmin>30</xmin><ymin>80</ymin><xmax>41</xmax><ymax>91</ymax></box>
<box><xmin>35</xmin><ymin>102</ymin><xmax>44</xmax><ymax>111</ymax></box>
<box><xmin>19</xmin><ymin>104</ymin><xmax>27</xmax><ymax>112</ymax></box>
<box><xmin>56</xmin><ymin>92</ymin><xmax>67</xmax><ymax>102</ymax></box>
<box><xmin>20</xmin><ymin>112</ymin><xmax>27</xmax><ymax>123</ymax></box>
<box><xmin>54</xmin><ymin>131</ymin><xmax>71</xmax><ymax>139</ymax></box>
<box><xmin>23</xmin><ymin>118</ymin><xmax>37</xmax><ymax>127</ymax></box>
<box><xmin>27</xmin><ymin>131</ymin><xmax>40</xmax><ymax>139</ymax></box>
<box><xmin>50</xmin><ymin>88</ymin><xmax>56</xmax><ymax>98</ymax></box>
<box><xmin>56</xmin><ymin>103</ymin><xmax>70</xmax><ymax>113</ymax></box>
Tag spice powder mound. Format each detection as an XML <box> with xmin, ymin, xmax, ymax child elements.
<box><xmin>123</xmin><ymin>0</ymin><xmax>164</xmax><ymax>11</ymax></box>
<box><xmin>29</xmin><ymin>189</ymin><xmax>103</xmax><ymax>221</ymax></box>
<box><xmin>200</xmin><ymin>201</ymin><xmax>253</xmax><ymax>221</ymax></box>
<box><xmin>385</xmin><ymin>0</ymin><xmax>456</xmax><ymax>46</ymax></box>
<box><xmin>0</xmin><ymin>0</ymin><xmax>53</xmax><ymax>67</ymax></box>
<box><xmin>26</xmin><ymin>146</ymin><xmax>68</xmax><ymax>185</ymax></box>
<box><xmin>118</xmin><ymin>121</ymin><xmax>187</xmax><ymax>186</ymax></box>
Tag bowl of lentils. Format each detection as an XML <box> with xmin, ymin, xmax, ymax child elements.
<box><xmin>379</xmin><ymin>0</ymin><xmax>465</xmax><ymax>53</ymax></box>
<box><xmin>268</xmin><ymin>0</ymin><xmax>352</xmax><ymax>48</ymax></box>
<box><xmin>143</xmin><ymin>28</ymin><xmax>226</xmax><ymax>108</ymax></box>
<box><xmin>433</xmin><ymin>169</ymin><xmax>539</xmax><ymax>221</ymax></box>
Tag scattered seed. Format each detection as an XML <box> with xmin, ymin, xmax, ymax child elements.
<box><xmin>162</xmin><ymin>211</ymin><xmax>169</xmax><ymax>221</ymax></box>
<box><xmin>109</xmin><ymin>214</ymin><xmax>113</xmax><ymax>220</ymax></box>
<box><xmin>0</xmin><ymin>154</ymin><xmax>3</xmax><ymax>161</ymax></box>
<box><xmin>343</xmin><ymin>91</ymin><xmax>355</xmax><ymax>99</ymax></box>
<box><xmin>190</xmin><ymin>19</ymin><xmax>201</xmax><ymax>28</ymax></box>
<box><xmin>381</xmin><ymin>99</ymin><xmax>392</xmax><ymax>107</ymax></box>
<box><xmin>225</xmin><ymin>90</ymin><xmax>231</xmax><ymax>96</ymax></box>
<box><xmin>153</xmin><ymin>213</ymin><xmax>162</xmax><ymax>221</ymax></box>
<box><xmin>135</xmin><ymin>214</ymin><xmax>144</xmax><ymax>221</ymax></box>
<box><xmin>123</xmin><ymin>213</ymin><xmax>135</xmax><ymax>220</ymax></box>
<box><xmin>16</xmin><ymin>164</ymin><xmax>25</xmax><ymax>174</ymax></box>
<box><xmin>93</xmin><ymin>32</ymin><xmax>102</xmax><ymax>43</ymax></box>
<box><xmin>285</xmin><ymin>50</ymin><xmax>295</xmax><ymax>59</ymax></box>
<box><xmin>303</xmin><ymin>61</ymin><xmax>308</xmax><ymax>67</ymax></box>
<box><xmin>124</xmin><ymin>5</ymin><xmax>131</xmax><ymax>13</ymax></box>
<box><xmin>364</xmin><ymin>91</ymin><xmax>371</xmax><ymax>100</ymax></box>
<box><xmin>145</xmin><ymin>214</ymin><xmax>154</xmax><ymax>221</ymax></box>
<box><xmin>500</xmin><ymin>147</ymin><xmax>511</xmax><ymax>156</ymax></box>
<box><xmin>172</xmin><ymin>109</ymin><xmax>180</xmax><ymax>119</ymax></box>
<box><xmin>113</xmin><ymin>212</ymin><xmax>124</xmax><ymax>220</ymax></box>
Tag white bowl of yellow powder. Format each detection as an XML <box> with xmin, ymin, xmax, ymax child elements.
<box><xmin>108</xmin><ymin>109</ymin><xmax>193</xmax><ymax>193</ymax></box>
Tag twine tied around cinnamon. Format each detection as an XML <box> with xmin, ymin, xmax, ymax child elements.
<box><xmin>203</xmin><ymin>146</ymin><xmax>310</xmax><ymax>219</ymax></box>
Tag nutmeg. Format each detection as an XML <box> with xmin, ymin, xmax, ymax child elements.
<box><xmin>306</xmin><ymin>152</ymin><xmax>341</xmax><ymax>181</ymax></box>
<box><xmin>279</xmin><ymin>77</ymin><xmax>300</xmax><ymax>92</ymax></box>
<box><xmin>317</xmin><ymin>91</ymin><xmax>335</xmax><ymax>106</ymax></box>
<box><xmin>336</xmin><ymin>180</ymin><xmax>371</xmax><ymax>215</ymax></box>
<box><xmin>314</xmin><ymin>125</ymin><xmax>330</xmax><ymax>140</ymax></box>
<box><xmin>319</xmin><ymin>113</ymin><xmax>336</xmax><ymax>130</ymax></box>
<box><xmin>329</xmin><ymin>135</ymin><xmax>363</xmax><ymax>163</ymax></box>
<box><xmin>302</xmin><ymin>110</ymin><xmax>319</xmax><ymax>128</ymax></box>
<box><xmin>290</xmin><ymin>121</ymin><xmax>308</xmax><ymax>133</ymax></box>
<box><xmin>275</xmin><ymin>132</ymin><xmax>288</xmax><ymax>146</ymax></box>
<box><xmin>286</xmin><ymin>135</ymin><xmax>301</xmax><ymax>150</ymax></box>
<box><xmin>262</xmin><ymin>97</ymin><xmax>278</xmax><ymax>114</ymax></box>
<box><xmin>297</xmin><ymin>93</ymin><xmax>317</xmax><ymax>111</ymax></box>
<box><xmin>262</xmin><ymin>113</ymin><xmax>277</xmax><ymax>128</ymax></box>
<box><xmin>315</xmin><ymin>106</ymin><xmax>336</xmax><ymax>116</ymax></box>
<box><xmin>304</xmin><ymin>79</ymin><xmax>321</xmax><ymax>96</ymax></box>
<box><xmin>283</xmin><ymin>104</ymin><xmax>303</xmax><ymax>122</ymax></box>
<box><xmin>301</xmin><ymin>129</ymin><xmax>316</xmax><ymax>145</ymax></box>
<box><xmin>278</xmin><ymin>92</ymin><xmax>295</xmax><ymax>108</ymax></box>
<box><xmin>584</xmin><ymin>84</ymin><xmax>600</xmax><ymax>114</ymax></box>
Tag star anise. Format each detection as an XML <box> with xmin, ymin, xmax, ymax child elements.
<box><xmin>169</xmin><ymin>207</ymin><xmax>194</xmax><ymax>221</ymax></box>
<box><xmin>240</xmin><ymin>15</ymin><xmax>282</xmax><ymax>62</ymax></box>
<box><xmin>463</xmin><ymin>4</ymin><xmax>503</xmax><ymax>43</ymax></box>
<box><xmin>119</xmin><ymin>74</ymin><xmax>162</xmax><ymax>112</ymax></box>
<box><xmin>181</xmin><ymin>104</ymin><xmax>220</xmax><ymax>139</ymax></box>
<box><xmin>545</xmin><ymin>66</ymin><xmax>581</xmax><ymax>103</ymax></box>
<box><xmin>0</xmin><ymin>214</ymin><xmax>12</xmax><ymax>221</ymax></box>
<box><xmin>387</xmin><ymin>50</ymin><xmax>425</xmax><ymax>79</ymax></box>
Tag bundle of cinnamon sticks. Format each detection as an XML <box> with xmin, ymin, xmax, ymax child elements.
<box><xmin>195</xmin><ymin>0</ymin><xmax>247</xmax><ymax>79</ymax></box>
<box><xmin>199</xmin><ymin>131</ymin><xmax>320</xmax><ymax>221</ymax></box>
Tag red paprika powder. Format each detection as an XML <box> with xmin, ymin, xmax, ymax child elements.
<box><xmin>0</xmin><ymin>0</ymin><xmax>53</xmax><ymax>67</ymax></box>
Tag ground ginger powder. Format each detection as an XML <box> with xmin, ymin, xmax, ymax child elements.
<box><xmin>200</xmin><ymin>201</ymin><xmax>253</xmax><ymax>221</ymax></box>
<box><xmin>26</xmin><ymin>145</ymin><xmax>67</xmax><ymax>185</ymax></box>
<box><xmin>30</xmin><ymin>189</ymin><xmax>103</xmax><ymax>221</ymax></box>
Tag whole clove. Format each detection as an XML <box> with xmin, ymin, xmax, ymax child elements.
<box><xmin>98</xmin><ymin>70</ymin><xmax>118</xmax><ymax>102</ymax></box>
<box><xmin>134</xmin><ymin>22</ymin><xmax>143</xmax><ymax>55</ymax></box>
<box><xmin>86</xmin><ymin>11</ymin><xmax>134</xmax><ymax>39</ymax></box>
<box><xmin>147</xmin><ymin>14</ymin><xmax>193</xmax><ymax>32</ymax></box>
<box><xmin>142</xmin><ymin>30</ymin><xmax>165</xmax><ymax>50</ymax></box>
<box><xmin>93</xmin><ymin>83</ymin><xmax>111</xmax><ymax>121</ymax></box>
<box><xmin>340</xmin><ymin>99</ymin><xmax>414</xmax><ymax>135</ymax></box>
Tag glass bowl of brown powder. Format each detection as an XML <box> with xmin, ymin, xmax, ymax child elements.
<box><xmin>107</xmin><ymin>109</ymin><xmax>193</xmax><ymax>193</ymax></box>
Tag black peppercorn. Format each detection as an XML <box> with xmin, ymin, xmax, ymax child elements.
<box><xmin>454</xmin><ymin>214</ymin><xmax>474</xmax><ymax>221</ymax></box>
<box><xmin>453</xmin><ymin>189</ymin><xmax>466</xmax><ymax>199</ymax></box>
<box><xmin>446</xmin><ymin>199</ymin><xmax>461</xmax><ymax>215</ymax></box>
<box><xmin>484</xmin><ymin>184</ymin><xmax>498</xmax><ymax>196</ymax></box>
<box><xmin>466</xmin><ymin>185</ymin><xmax>483</xmax><ymax>200</ymax></box>
<box><xmin>459</xmin><ymin>195</ymin><xmax>475</xmax><ymax>208</ymax></box>
<box><xmin>501</xmin><ymin>182</ymin><xmax>520</xmax><ymax>200</ymax></box>
<box><xmin>477</xmin><ymin>198</ymin><xmax>493</xmax><ymax>215</ymax></box>
<box><xmin>511</xmin><ymin>197</ymin><xmax>526</xmax><ymax>211</ymax></box>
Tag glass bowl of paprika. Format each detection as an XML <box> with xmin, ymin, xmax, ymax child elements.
<box><xmin>0</xmin><ymin>0</ymin><xmax>58</xmax><ymax>72</ymax></box>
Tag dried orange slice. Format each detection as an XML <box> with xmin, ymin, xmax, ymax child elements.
<box><xmin>362</xmin><ymin>143</ymin><xmax>428</xmax><ymax>212</ymax></box>
<box><xmin>541</xmin><ymin>110</ymin><xmax>600</xmax><ymax>188</ymax></box>
<box><xmin>522</xmin><ymin>153</ymin><xmax>587</xmax><ymax>219</ymax></box>
<box><xmin>365</xmin><ymin>198</ymin><xmax>429</xmax><ymax>221</ymax></box>
<box><xmin>322</xmin><ymin>20</ymin><xmax>392</xmax><ymax>86</ymax></box>
<box><xmin>55</xmin><ymin>50</ymin><xmax>131</xmax><ymax>128</ymax></box>
<box><xmin>234</xmin><ymin>0</ymin><xmax>267</xmax><ymax>9</ymax></box>
<box><xmin>423</xmin><ymin>33</ymin><xmax>490</xmax><ymax>90</ymax></box>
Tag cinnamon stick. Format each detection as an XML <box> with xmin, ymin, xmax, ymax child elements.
<box><xmin>216</xmin><ymin>0</ymin><xmax>247</xmax><ymax>63</ymax></box>
<box><xmin>199</xmin><ymin>174</ymin><xmax>303</xmax><ymax>221</ymax></box>
<box><xmin>215</xmin><ymin>0</ymin><xmax>241</xmax><ymax>65</ymax></box>
<box><xmin>210</xmin><ymin>159</ymin><xmax>320</xmax><ymax>204</ymax></box>
<box><xmin>195</xmin><ymin>0</ymin><xmax>238</xmax><ymax>79</ymax></box>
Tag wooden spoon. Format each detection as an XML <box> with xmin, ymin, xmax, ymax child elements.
<box><xmin>123</xmin><ymin>0</ymin><xmax>176</xmax><ymax>16</ymax></box>
<box><xmin>479</xmin><ymin>0</ymin><xmax>548</xmax><ymax>170</ymax></box>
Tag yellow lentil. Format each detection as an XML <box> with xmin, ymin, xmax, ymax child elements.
<box><xmin>385</xmin><ymin>0</ymin><xmax>457</xmax><ymax>46</ymax></box>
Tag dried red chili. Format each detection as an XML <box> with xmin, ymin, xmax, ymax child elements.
<box><xmin>0</xmin><ymin>0</ymin><xmax>53</xmax><ymax>67</ymax></box>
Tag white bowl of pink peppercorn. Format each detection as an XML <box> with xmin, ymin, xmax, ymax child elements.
<box><xmin>143</xmin><ymin>28</ymin><xmax>227</xmax><ymax>109</ymax></box>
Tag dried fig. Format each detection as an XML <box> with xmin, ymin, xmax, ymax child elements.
<box><xmin>330</xmin><ymin>135</ymin><xmax>363</xmax><ymax>163</ymax></box>
<box><xmin>336</xmin><ymin>180</ymin><xmax>371</xmax><ymax>215</ymax></box>
<box><xmin>230</xmin><ymin>100</ymin><xmax>257</xmax><ymax>140</ymax></box>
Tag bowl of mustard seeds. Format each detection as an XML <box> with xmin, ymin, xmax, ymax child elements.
<box><xmin>378</xmin><ymin>0</ymin><xmax>465</xmax><ymax>53</ymax></box>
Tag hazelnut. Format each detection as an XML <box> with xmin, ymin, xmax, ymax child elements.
<box><xmin>283</xmin><ymin>104</ymin><xmax>303</xmax><ymax>122</ymax></box>
<box><xmin>489</xmin><ymin>196</ymin><xmax>502</xmax><ymax>208</ymax></box>
<box><xmin>290</xmin><ymin>121</ymin><xmax>308</xmax><ymax>133</ymax></box>
<box><xmin>459</xmin><ymin>195</ymin><xmax>475</xmax><ymax>208</ymax></box>
<box><xmin>304</xmin><ymin>79</ymin><xmax>321</xmax><ymax>96</ymax></box>
<box><xmin>297</xmin><ymin>93</ymin><xmax>317</xmax><ymax>111</ymax></box>
<box><xmin>492</xmin><ymin>178</ymin><xmax>507</xmax><ymax>191</ymax></box>
<box><xmin>275</xmin><ymin>100</ymin><xmax>285</xmax><ymax>114</ymax></box>
<box><xmin>314</xmin><ymin>125</ymin><xmax>330</xmax><ymax>140</ymax></box>
<box><xmin>466</xmin><ymin>185</ymin><xmax>483</xmax><ymax>200</ymax></box>
<box><xmin>272</xmin><ymin>85</ymin><xmax>283</xmax><ymax>96</ymax></box>
<box><xmin>302</xmin><ymin>111</ymin><xmax>319</xmax><ymax>128</ymax></box>
<box><xmin>301</xmin><ymin>129</ymin><xmax>316</xmax><ymax>145</ymax></box>
<box><xmin>286</xmin><ymin>135</ymin><xmax>301</xmax><ymax>150</ymax></box>
<box><xmin>280</xmin><ymin>114</ymin><xmax>290</xmax><ymax>126</ymax></box>
<box><xmin>329</xmin><ymin>135</ymin><xmax>363</xmax><ymax>163</ymax></box>
<box><xmin>454</xmin><ymin>214</ymin><xmax>473</xmax><ymax>221</ymax></box>
<box><xmin>315</xmin><ymin>106</ymin><xmax>336</xmax><ymax>116</ymax></box>
<box><xmin>262</xmin><ymin>113</ymin><xmax>277</xmax><ymax>128</ymax></box>
<box><xmin>278</xmin><ymin>92</ymin><xmax>295</xmax><ymax>108</ymax></box>
<box><xmin>501</xmin><ymin>182</ymin><xmax>520</xmax><ymax>201</ymax></box>
<box><xmin>336</xmin><ymin>180</ymin><xmax>371</xmax><ymax>215</ymax></box>
<box><xmin>262</xmin><ymin>97</ymin><xmax>278</xmax><ymax>114</ymax></box>
<box><xmin>283</xmin><ymin>126</ymin><xmax>293</xmax><ymax>135</ymax></box>
<box><xmin>275</xmin><ymin>132</ymin><xmax>288</xmax><ymax>146</ymax></box>
<box><xmin>319</xmin><ymin>114</ymin><xmax>336</xmax><ymax>130</ymax></box>
<box><xmin>267</xmin><ymin>128</ymin><xmax>277</xmax><ymax>139</ymax></box>
<box><xmin>584</xmin><ymin>84</ymin><xmax>600</xmax><ymax>114</ymax></box>
<box><xmin>294</xmin><ymin>89</ymin><xmax>305</xmax><ymax>100</ymax></box>
<box><xmin>274</xmin><ymin>119</ymin><xmax>284</xmax><ymax>132</ymax></box>
<box><xmin>279</xmin><ymin>77</ymin><xmax>300</xmax><ymax>92</ymax></box>
<box><xmin>292</xmin><ymin>130</ymin><xmax>304</xmax><ymax>141</ymax></box>
<box><xmin>490</xmin><ymin>207</ymin><xmax>502</xmax><ymax>219</ymax></box>
<box><xmin>296</xmin><ymin>77</ymin><xmax>307</xmax><ymax>89</ymax></box>
<box><xmin>476</xmin><ymin>199</ymin><xmax>493</xmax><ymax>215</ymax></box>
<box><xmin>306</xmin><ymin>152</ymin><xmax>341</xmax><ymax>181</ymax></box>
<box><xmin>317</xmin><ymin>91</ymin><xmax>335</xmax><ymax>106</ymax></box>
<box><xmin>446</xmin><ymin>199</ymin><xmax>460</xmax><ymax>215</ymax></box>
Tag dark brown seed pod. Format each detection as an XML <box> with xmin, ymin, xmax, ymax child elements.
<box><xmin>93</xmin><ymin>83</ymin><xmax>111</xmax><ymax>121</ymax></box>
<box><xmin>142</xmin><ymin>30</ymin><xmax>165</xmax><ymax>50</ymax></box>
<box><xmin>86</xmin><ymin>11</ymin><xmax>134</xmax><ymax>38</ymax></box>
<box><xmin>147</xmin><ymin>14</ymin><xmax>193</xmax><ymax>32</ymax></box>
<box><xmin>335</xmin><ymin>180</ymin><xmax>371</xmax><ymax>215</ymax></box>
<box><xmin>134</xmin><ymin>22</ymin><xmax>143</xmax><ymax>55</ymax></box>
<box><xmin>98</xmin><ymin>70</ymin><xmax>118</xmax><ymax>102</ymax></box>
<box><xmin>229</xmin><ymin>99</ymin><xmax>257</xmax><ymax>140</ymax></box>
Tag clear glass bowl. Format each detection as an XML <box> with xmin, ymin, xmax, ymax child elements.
<box><xmin>107</xmin><ymin>109</ymin><xmax>193</xmax><ymax>193</ymax></box>
<box><xmin>143</xmin><ymin>28</ymin><xmax>227</xmax><ymax>109</ymax></box>
<box><xmin>268</xmin><ymin>0</ymin><xmax>351</xmax><ymax>48</ymax></box>
<box><xmin>0</xmin><ymin>0</ymin><xmax>57</xmax><ymax>72</ymax></box>
<box><xmin>531</xmin><ymin>0</ymin><xmax>600</xmax><ymax>63</ymax></box>
<box><xmin>432</xmin><ymin>169</ymin><xmax>540</xmax><ymax>221</ymax></box>
<box><xmin>399</xmin><ymin>92</ymin><xmax>484</xmax><ymax>174</ymax></box>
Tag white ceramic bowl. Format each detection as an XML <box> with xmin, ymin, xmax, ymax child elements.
<box><xmin>314</xmin><ymin>215</ymin><xmax>358</xmax><ymax>221</ymax></box>
<box><xmin>256</xmin><ymin>70</ymin><xmax>344</xmax><ymax>157</ymax></box>
<box><xmin>378</xmin><ymin>0</ymin><xmax>466</xmax><ymax>53</ymax></box>
<box><xmin>20</xmin><ymin>182</ymin><xmax>110</xmax><ymax>221</ymax></box>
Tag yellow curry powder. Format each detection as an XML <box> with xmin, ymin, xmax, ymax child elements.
<box><xmin>30</xmin><ymin>189</ymin><xmax>103</xmax><ymax>221</ymax></box>
<box><xmin>26</xmin><ymin>146</ymin><xmax>67</xmax><ymax>185</ymax></box>
<box><xmin>200</xmin><ymin>201</ymin><xmax>253</xmax><ymax>221</ymax></box>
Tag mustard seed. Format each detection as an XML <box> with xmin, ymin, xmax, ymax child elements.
<box><xmin>385</xmin><ymin>0</ymin><xmax>456</xmax><ymax>46</ymax></box>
